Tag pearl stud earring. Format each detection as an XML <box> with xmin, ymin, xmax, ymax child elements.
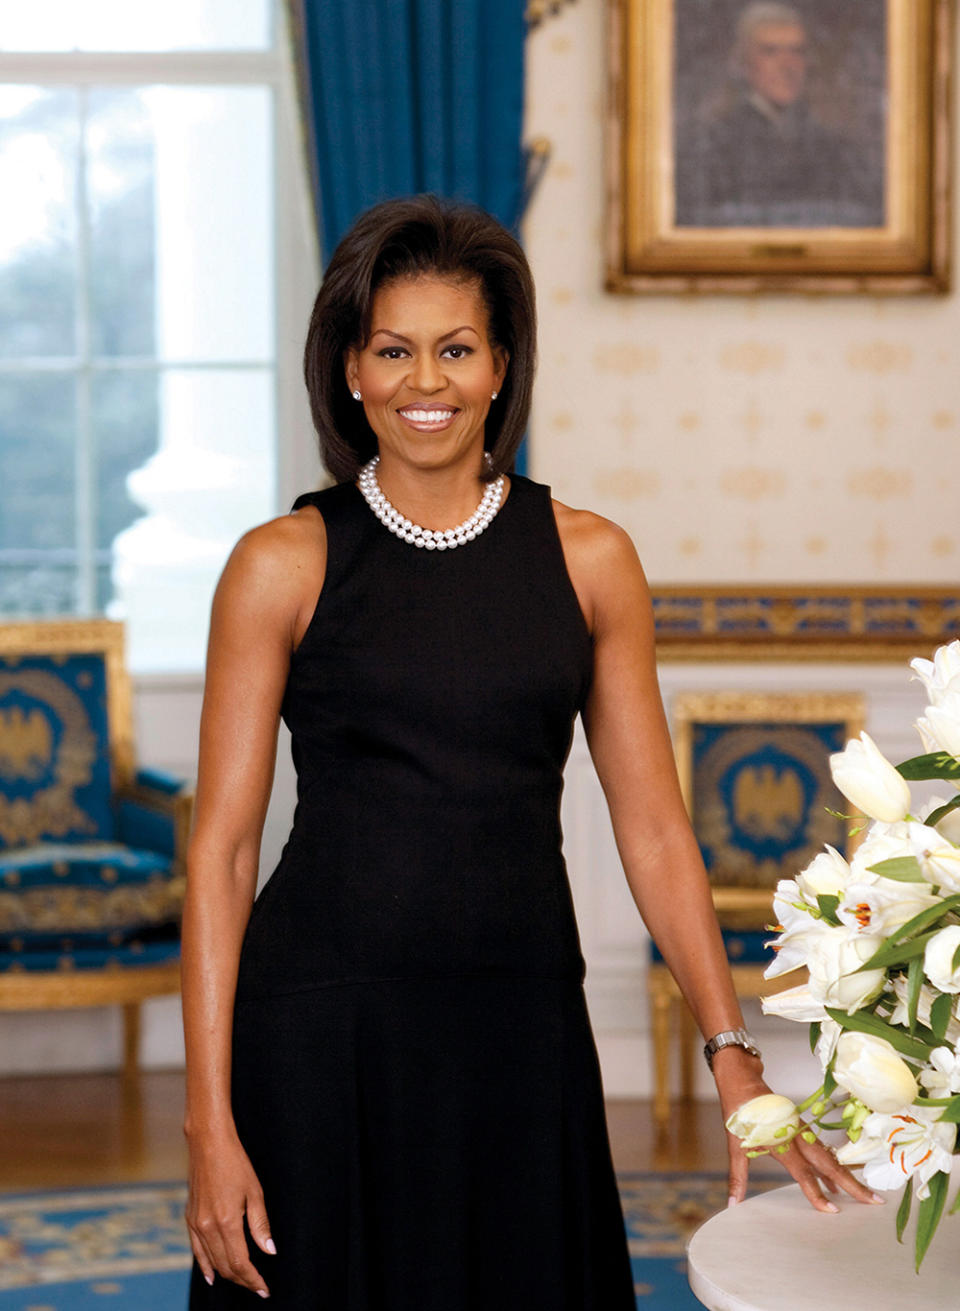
<box><xmin>491</xmin><ymin>391</ymin><xmax>498</xmax><ymax>400</ymax></box>
<box><xmin>352</xmin><ymin>390</ymin><xmax>362</xmax><ymax>401</ymax></box>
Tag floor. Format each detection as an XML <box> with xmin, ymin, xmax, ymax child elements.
<box><xmin>0</xmin><ymin>1069</ymin><xmax>781</xmax><ymax>1191</ymax></box>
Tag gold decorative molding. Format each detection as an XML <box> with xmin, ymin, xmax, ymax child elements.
<box><xmin>651</xmin><ymin>586</ymin><xmax>960</xmax><ymax>661</ymax></box>
<box><xmin>527</xmin><ymin>0</ymin><xmax>578</xmax><ymax>28</ymax></box>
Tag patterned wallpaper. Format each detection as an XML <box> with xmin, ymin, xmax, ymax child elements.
<box><xmin>522</xmin><ymin>4</ymin><xmax>959</xmax><ymax>584</ymax></box>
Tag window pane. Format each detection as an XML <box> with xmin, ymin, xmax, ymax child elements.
<box><xmin>88</xmin><ymin>91</ymin><xmax>156</xmax><ymax>358</ymax></box>
<box><xmin>0</xmin><ymin>88</ymin><xmax>78</xmax><ymax>358</ymax></box>
<box><xmin>0</xmin><ymin>0</ymin><xmax>273</xmax><ymax>51</ymax></box>
<box><xmin>93</xmin><ymin>370</ymin><xmax>158</xmax><ymax>552</ymax></box>
<box><xmin>109</xmin><ymin>367</ymin><xmax>275</xmax><ymax>672</ymax></box>
<box><xmin>144</xmin><ymin>86</ymin><xmax>274</xmax><ymax>363</ymax></box>
<box><xmin>0</xmin><ymin>373</ymin><xmax>77</xmax><ymax>613</ymax></box>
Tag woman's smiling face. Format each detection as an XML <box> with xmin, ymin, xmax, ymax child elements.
<box><xmin>344</xmin><ymin>274</ymin><xmax>508</xmax><ymax>472</ymax></box>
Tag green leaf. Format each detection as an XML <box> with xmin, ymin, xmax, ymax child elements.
<box><xmin>856</xmin><ymin>929</ymin><xmax>940</xmax><ymax>973</ymax></box>
<box><xmin>897</xmin><ymin>752</ymin><xmax>960</xmax><ymax>781</ymax></box>
<box><xmin>927</xmin><ymin>795</ymin><xmax>960</xmax><ymax>827</ymax></box>
<box><xmin>866</xmin><ymin>856</ymin><xmax>927</xmax><ymax>884</ymax></box>
<box><xmin>933</xmin><ymin>1096</ymin><xmax>960</xmax><ymax>1124</ymax></box>
<box><xmin>809</xmin><ymin>1021</ymin><xmax>822</xmax><ymax>1054</ymax></box>
<box><xmin>949</xmin><ymin>1183</ymin><xmax>960</xmax><ymax>1215</ymax></box>
<box><xmin>824</xmin><ymin>1007</ymin><xmax>936</xmax><ymax>1062</ymax></box>
<box><xmin>822</xmin><ymin>1067</ymin><xmax>837</xmax><ymax>1099</ymax></box>
<box><xmin>896</xmin><ymin>1177</ymin><xmax>913</xmax><ymax>1243</ymax></box>
<box><xmin>952</xmin><ymin>940</ymin><xmax>960</xmax><ymax>974</ymax></box>
<box><xmin>930</xmin><ymin>991</ymin><xmax>954</xmax><ymax>1043</ymax></box>
<box><xmin>915</xmin><ymin>1170</ymin><xmax>949</xmax><ymax>1271</ymax></box>
<box><xmin>816</xmin><ymin>893</ymin><xmax>841</xmax><ymax>925</ymax></box>
<box><xmin>907</xmin><ymin>956</ymin><xmax>923</xmax><ymax>1036</ymax></box>
<box><xmin>855</xmin><ymin>894</ymin><xmax>960</xmax><ymax>971</ymax></box>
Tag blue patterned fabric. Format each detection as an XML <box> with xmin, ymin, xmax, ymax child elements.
<box><xmin>0</xmin><ymin>654</ymin><xmax>115</xmax><ymax>849</ymax></box>
<box><xmin>0</xmin><ymin>921</ymin><xmax>181</xmax><ymax>973</ymax></box>
<box><xmin>291</xmin><ymin>0</ymin><xmax>527</xmax><ymax>261</ymax></box>
<box><xmin>0</xmin><ymin>841</ymin><xmax>183</xmax><ymax>965</ymax></box>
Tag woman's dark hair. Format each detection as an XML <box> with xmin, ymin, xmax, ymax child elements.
<box><xmin>303</xmin><ymin>194</ymin><xmax>537</xmax><ymax>483</ymax></box>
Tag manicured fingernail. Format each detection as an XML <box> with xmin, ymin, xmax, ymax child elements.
<box><xmin>204</xmin><ymin>1274</ymin><xmax>213</xmax><ymax>1286</ymax></box>
<box><xmin>871</xmin><ymin>1192</ymin><xmax>886</xmax><ymax>1204</ymax></box>
<box><xmin>265</xmin><ymin>1238</ymin><xmax>277</xmax><ymax>1254</ymax></box>
<box><xmin>257</xmin><ymin>1292</ymin><xmax>270</xmax><ymax>1300</ymax></box>
<box><xmin>727</xmin><ymin>1195</ymin><xmax>738</xmax><ymax>1208</ymax></box>
<box><xmin>824</xmin><ymin>1202</ymin><xmax>839</xmax><ymax>1213</ymax></box>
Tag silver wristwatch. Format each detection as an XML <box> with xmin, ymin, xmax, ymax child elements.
<box><xmin>703</xmin><ymin>1028</ymin><xmax>762</xmax><ymax>1071</ymax></box>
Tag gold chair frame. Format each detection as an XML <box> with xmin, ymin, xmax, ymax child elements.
<box><xmin>0</xmin><ymin>618</ymin><xmax>193</xmax><ymax>1082</ymax></box>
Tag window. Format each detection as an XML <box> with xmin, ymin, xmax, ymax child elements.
<box><xmin>0</xmin><ymin>0</ymin><xmax>317</xmax><ymax>671</ymax></box>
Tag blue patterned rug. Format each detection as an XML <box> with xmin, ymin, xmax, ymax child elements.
<box><xmin>0</xmin><ymin>1174</ymin><xmax>776</xmax><ymax>1308</ymax></box>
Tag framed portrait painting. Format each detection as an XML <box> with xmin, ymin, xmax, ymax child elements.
<box><xmin>671</xmin><ymin>691</ymin><xmax>866</xmax><ymax>927</ymax></box>
<box><xmin>606</xmin><ymin>0</ymin><xmax>953</xmax><ymax>292</ymax></box>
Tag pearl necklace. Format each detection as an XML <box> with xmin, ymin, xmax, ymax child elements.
<box><xmin>356</xmin><ymin>456</ymin><xmax>505</xmax><ymax>550</ymax></box>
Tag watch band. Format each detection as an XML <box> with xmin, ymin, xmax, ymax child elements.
<box><xmin>703</xmin><ymin>1027</ymin><xmax>762</xmax><ymax>1071</ymax></box>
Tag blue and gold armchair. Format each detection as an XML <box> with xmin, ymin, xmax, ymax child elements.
<box><xmin>0</xmin><ymin>618</ymin><xmax>193</xmax><ymax>1080</ymax></box>
<box><xmin>648</xmin><ymin>691</ymin><xmax>865</xmax><ymax>1131</ymax></box>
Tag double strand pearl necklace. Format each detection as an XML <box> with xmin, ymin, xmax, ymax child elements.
<box><xmin>356</xmin><ymin>455</ymin><xmax>505</xmax><ymax>550</ymax></box>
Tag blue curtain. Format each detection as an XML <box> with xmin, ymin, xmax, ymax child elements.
<box><xmin>287</xmin><ymin>0</ymin><xmax>528</xmax><ymax>263</ymax></box>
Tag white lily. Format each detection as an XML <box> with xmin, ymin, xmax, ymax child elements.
<box><xmin>919</xmin><ymin>1046</ymin><xmax>960</xmax><ymax>1098</ymax></box>
<box><xmin>761</xmin><ymin>982</ymin><xmax>828</xmax><ymax>1023</ymax></box>
<box><xmin>852</xmin><ymin>818</ymin><xmax>960</xmax><ymax>892</ymax></box>
<box><xmin>837</xmin><ymin>1108</ymin><xmax>956</xmax><ymax>1199</ymax></box>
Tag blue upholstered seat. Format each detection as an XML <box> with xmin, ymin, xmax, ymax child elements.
<box><xmin>0</xmin><ymin>633</ymin><xmax>191</xmax><ymax>980</ymax></box>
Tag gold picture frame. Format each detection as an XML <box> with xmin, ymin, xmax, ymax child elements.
<box><xmin>606</xmin><ymin>0</ymin><xmax>953</xmax><ymax>293</ymax></box>
<box><xmin>672</xmin><ymin>691</ymin><xmax>866</xmax><ymax>926</ymax></box>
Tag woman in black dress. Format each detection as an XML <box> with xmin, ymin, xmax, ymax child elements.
<box><xmin>181</xmin><ymin>195</ymin><xmax>876</xmax><ymax>1307</ymax></box>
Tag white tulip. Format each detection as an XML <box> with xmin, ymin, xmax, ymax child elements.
<box><xmin>829</xmin><ymin>732</ymin><xmax>912</xmax><ymax>823</ymax></box>
<box><xmin>725</xmin><ymin>1094</ymin><xmax>800</xmax><ymax>1149</ymax></box>
<box><xmin>796</xmin><ymin>845</ymin><xmax>850</xmax><ymax>901</ymax></box>
<box><xmin>837</xmin><ymin>1107</ymin><xmax>955</xmax><ymax>1200</ymax></box>
<box><xmin>911</xmin><ymin>641</ymin><xmax>960</xmax><ymax>703</ymax></box>
<box><xmin>807</xmin><ymin>931</ymin><xmax>887</xmax><ymax>1014</ymax></box>
<box><xmin>924</xmin><ymin>925</ymin><xmax>960</xmax><ymax>993</ymax></box>
<box><xmin>832</xmin><ymin>1032</ymin><xmax>919</xmax><ymax>1114</ymax></box>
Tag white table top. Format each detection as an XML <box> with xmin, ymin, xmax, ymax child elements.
<box><xmin>687</xmin><ymin>1180</ymin><xmax>958</xmax><ymax>1310</ymax></box>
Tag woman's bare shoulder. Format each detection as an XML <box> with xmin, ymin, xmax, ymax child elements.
<box><xmin>212</xmin><ymin>505</ymin><xmax>327</xmax><ymax>652</ymax></box>
<box><xmin>551</xmin><ymin>497</ymin><xmax>644</xmax><ymax>577</ymax></box>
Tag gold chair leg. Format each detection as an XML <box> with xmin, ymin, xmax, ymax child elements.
<box><xmin>680</xmin><ymin>1001</ymin><xmax>697</xmax><ymax>1103</ymax></box>
<box><xmin>122</xmin><ymin>1002</ymin><xmax>141</xmax><ymax>1083</ymax></box>
<box><xmin>650</xmin><ymin>982</ymin><xmax>672</xmax><ymax>1132</ymax></box>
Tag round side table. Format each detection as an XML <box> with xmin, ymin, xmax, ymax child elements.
<box><xmin>687</xmin><ymin>1180</ymin><xmax>958</xmax><ymax>1310</ymax></box>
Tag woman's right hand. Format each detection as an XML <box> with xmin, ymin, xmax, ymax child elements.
<box><xmin>185</xmin><ymin>1127</ymin><xmax>277</xmax><ymax>1297</ymax></box>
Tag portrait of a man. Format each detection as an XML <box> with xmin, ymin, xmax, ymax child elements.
<box><xmin>674</xmin><ymin>1</ymin><xmax>886</xmax><ymax>229</ymax></box>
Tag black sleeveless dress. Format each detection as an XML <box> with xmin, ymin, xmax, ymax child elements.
<box><xmin>188</xmin><ymin>474</ymin><xmax>636</xmax><ymax>1309</ymax></box>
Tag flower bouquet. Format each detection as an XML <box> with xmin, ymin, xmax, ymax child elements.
<box><xmin>727</xmin><ymin>640</ymin><xmax>960</xmax><ymax>1270</ymax></box>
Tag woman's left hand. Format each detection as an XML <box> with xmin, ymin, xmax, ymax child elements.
<box><xmin>712</xmin><ymin>1046</ymin><xmax>885</xmax><ymax>1214</ymax></box>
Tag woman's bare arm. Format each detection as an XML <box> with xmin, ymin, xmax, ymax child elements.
<box><xmin>180</xmin><ymin>504</ymin><xmax>325</xmax><ymax>1292</ymax></box>
<box><xmin>554</xmin><ymin>501</ymin><xmax>878</xmax><ymax>1212</ymax></box>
